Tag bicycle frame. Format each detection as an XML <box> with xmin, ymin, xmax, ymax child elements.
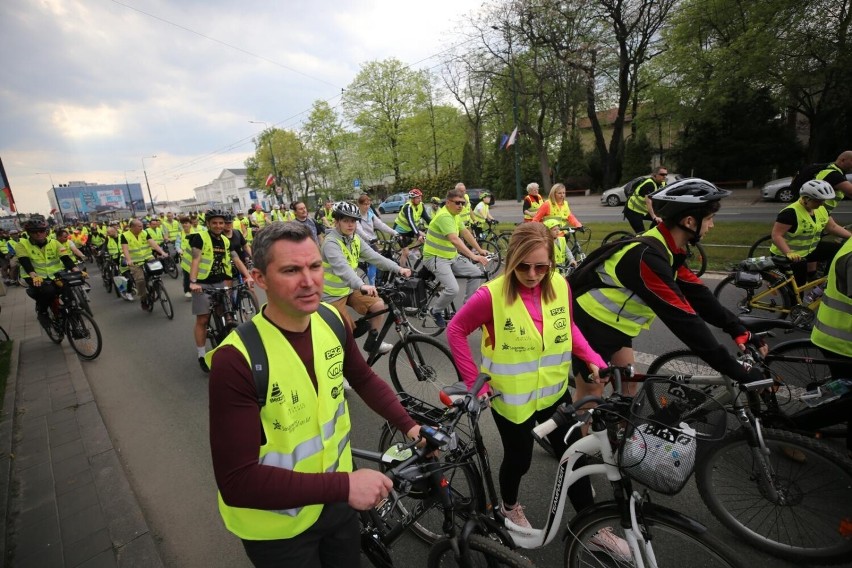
<box><xmin>747</xmin><ymin>271</ymin><xmax>826</xmax><ymax>314</ymax></box>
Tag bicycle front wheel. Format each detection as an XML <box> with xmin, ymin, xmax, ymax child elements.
<box><xmin>564</xmin><ymin>503</ymin><xmax>744</xmax><ymax>568</ymax></box>
<box><xmin>155</xmin><ymin>281</ymin><xmax>174</xmax><ymax>319</ymax></box>
<box><xmin>713</xmin><ymin>271</ymin><xmax>792</xmax><ymax>319</ymax></box>
<box><xmin>73</xmin><ymin>286</ymin><xmax>93</xmax><ymax>317</ymax></box>
<box><xmin>64</xmin><ymin>311</ymin><xmax>103</xmax><ymax>360</ymax></box>
<box><xmin>428</xmin><ymin>534</ymin><xmax>534</xmax><ymax>568</ymax></box>
<box><xmin>389</xmin><ymin>335</ymin><xmax>461</xmax><ymax>402</ymax></box>
<box><xmin>747</xmin><ymin>234</ymin><xmax>773</xmax><ymax>259</ymax></box>
<box><xmin>478</xmin><ymin>240</ymin><xmax>502</xmax><ymax>277</ymax></box>
<box><xmin>695</xmin><ymin>427</ymin><xmax>852</xmax><ymax>564</ymax></box>
<box><xmin>236</xmin><ymin>288</ymin><xmax>260</xmax><ymax>323</ymax></box>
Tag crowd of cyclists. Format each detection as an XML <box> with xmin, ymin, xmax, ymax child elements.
<box><xmin>5</xmin><ymin>150</ymin><xmax>851</xmax><ymax>567</ymax></box>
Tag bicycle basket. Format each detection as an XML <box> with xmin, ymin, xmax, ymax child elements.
<box><xmin>144</xmin><ymin>259</ymin><xmax>164</xmax><ymax>276</ymax></box>
<box><xmin>619</xmin><ymin>378</ymin><xmax>727</xmax><ymax>495</ymax></box>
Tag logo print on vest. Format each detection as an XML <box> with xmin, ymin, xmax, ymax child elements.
<box><xmin>554</xmin><ymin>333</ymin><xmax>569</xmax><ymax>344</ymax></box>
<box><xmin>270</xmin><ymin>383</ymin><xmax>284</xmax><ymax>404</ymax></box>
<box><xmin>554</xmin><ymin>318</ymin><xmax>567</xmax><ymax>330</ymax></box>
<box><xmin>291</xmin><ymin>390</ymin><xmax>299</xmax><ymax>404</ymax></box>
<box><xmin>550</xmin><ymin>306</ymin><xmax>565</xmax><ymax>316</ymax></box>
<box><xmin>503</xmin><ymin>318</ymin><xmax>515</xmax><ymax>331</ymax></box>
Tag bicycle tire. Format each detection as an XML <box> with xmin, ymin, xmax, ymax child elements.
<box><xmin>236</xmin><ymin>288</ymin><xmax>260</xmax><ymax>323</ymax></box>
<box><xmin>496</xmin><ymin>233</ymin><xmax>511</xmax><ymax>257</ymax></box>
<box><xmin>156</xmin><ymin>281</ymin><xmax>174</xmax><ymax>320</ymax></box>
<box><xmin>0</xmin><ymin>325</ymin><xmax>8</xmax><ymax>342</ymax></box>
<box><xmin>45</xmin><ymin>313</ymin><xmax>64</xmax><ymax>344</ymax></box>
<box><xmin>478</xmin><ymin>240</ymin><xmax>501</xmax><ymax>277</ymax></box>
<box><xmin>685</xmin><ymin>242</ymin><xmax>708</xmax><ymax>277</ymax></box>
<box><xmin>377</xmin><ymin>424</ymin><xmax>483</xmax><ymax>544</ymax></box>
<box><xmin>695</xmin><ymin>427</ymin><xmax>852</xmax><ymax>564</ymax></box>
<box><xmin>747</xmin><ymin>234</ymin><xmax>773</xmax><ymax>259</ymax></box>
<box><xmin>64</xmin><ymin>311</ymin><xmax>103</xmax><ymax>361</ymax></box>
<box><xmin>166</xmin><ymin>257</ymin><xmax>179</xmax><ymax>279</ymax></box>
<box><xmin>564</xmin><ymin>502</ymin><xmax>745</xmax><ymax>568</ymax></box>
<box><xmin>713</xmin><ymin>271</ymin><xmax>792</xmax><ymax>320</ymax></box>
<box><xmin>601</xmin><ymin>230</ymin><xmax>633</xmax><ymax>246</ymax></box>
<box><xmin>73</xmin><ymin>286</ymin><xmax>93</xmax><ymax>317</ymax></box>
<box><xmin>764</xmin><ymin>338</ymin><xmax>834</xmax><ymax>417</ymax></box>
<box><xmin>406</xmin><ymin>284</ymin><xmax>449</xmax><ymax>338</ymax></box>
<box><xmin>428</xmin><ymin>534</ymin><xmax>534</xmax><ymax>568</ymax></box>
<box><xmin>389</xmin><ymin>335</ymin><xmax>461</xmax><ymax>402</ymax></box>
<box><xmin>102</xmin><ymin>265</ymin><xmax>114</xmax><ymax>293</ymax></box>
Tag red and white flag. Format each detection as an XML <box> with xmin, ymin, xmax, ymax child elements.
<box><xmin>505</xmin><ymin>127</ymin><xmax>518</xmax><ymax>150</ymax></box>
<box><xmin>265</xmin><ymin>173</ymin><xmax>275</xmax><ymax>187</ymax></box>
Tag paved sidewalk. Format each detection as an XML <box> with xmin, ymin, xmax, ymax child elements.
<box><xmin>0</xmin><ymin>284</ymin><xmax>162</xmax><ymax>567</ymax></box>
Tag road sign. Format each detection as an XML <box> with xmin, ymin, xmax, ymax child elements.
<box><xmin>353</xmin><ymin>178</ymin><xmax>361</xmax><ymax>188</ymax></box>
<box><xmin>249</xmin><ymin>190</ymin><xmax>257</xmax><ymax>200</ymax></box>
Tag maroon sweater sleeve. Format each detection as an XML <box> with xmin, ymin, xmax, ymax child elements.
<box><xmin>209</xmin><ymin>316</ymin><xmax>415</xmax><ymax>511</ymax></box>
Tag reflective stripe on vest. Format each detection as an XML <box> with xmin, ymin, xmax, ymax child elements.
<box><xmin>576</xmin><ymin>227</ymin><xmax>673</xmax><ymax>337</ymax></box>
<box><xmin>769</xmin><ymin>201</ymin><xmax>829</xmax><ymax>257</ymax></box>
<box><xmin>811</xmin><ymin>239</ymin><xmax>852</xmax><ymax>356</ymax></box>
<box><xmin>480</xmin><ymin>273</ymin><xmax>572</xmax><ymax>423</ymax></box>
<box><xmin>554</xmin><ymin>237</ymin><xmax>566</xmax><ymax>266</ymax></box>
<box><xmin>423</xmin><ymin>207</ymin><xmax>460</xmax><ymax>259</ymax></box>
<box><xmin>195</xmin><ymin>231</ymin><xmax>232</xmax><ymax>280</ymax></box>
<box><xmin>209</xmin><ymin>306</ymin><xmax>352</xmax><ymax>539</ymax></box>
<box><xmin>816</xmin><ymin>164</ymin><xmax>846</xmax><ymax>213</ymax></box>
<box><xmin>394</xmin><ymin>202</ymin><xmax>423</xmax><ymax>233</ymax></box>
<box><xmin>322</xmin><ymin>235</ymin><xmax>361</xmax><ymax>297</ymax></box>
<box><xmin>17</xmin><ymin>238</ymin><xmax>65</xmax><ymax>278</ymax></box>
<box><xmin>123</xmin><ymin>230</ymin><xmax>153</xmax><ymax>264</ymax></box>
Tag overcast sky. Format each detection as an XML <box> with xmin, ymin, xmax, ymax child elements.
<box><xmin>0</xmin><ymin>0</ymin><xmax>486</xmax><ymax>215</ymax></box>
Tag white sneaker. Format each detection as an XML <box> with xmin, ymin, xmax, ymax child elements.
<box><xmin>122</xmin><ymin>292</ymin><xmax>135</xmax><ymax>301</ymax></box>
<box><xmin>184</xmin><ymin>292</ymin><xmax>192</xmax><ymax>298</ymax></box>
<box><xmin>500</xmin><ymin>502</ymin><xmax>532</xmax><ymax>529</ymax></box>
<box><xmin>588</xmin><ymin>526</ymin><xmax>631</xmax><ymax>561</ymax></box>
<box><xmin>377</xmin><ymin>341</ymin><xmax>394</xmax><ymax>355</ymax></box>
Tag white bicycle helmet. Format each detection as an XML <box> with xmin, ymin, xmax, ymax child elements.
<box><xmin>799</xmin><ymin>179</ymin><xmax>835</xmax><ymax>201</ymax></box>
<box><xmin>332</xmin><ymin>201</ymin><xmax>362</xmax><ymax>221</ymax></box>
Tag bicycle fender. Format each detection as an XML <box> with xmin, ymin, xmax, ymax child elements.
<box><xmin>563</xmin><ymin>500</ymin><xmax>709</xmax><ymax>540</ymax></box>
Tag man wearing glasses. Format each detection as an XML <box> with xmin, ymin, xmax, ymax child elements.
<box><xmin>624</xmin><ymin>166</ymin><xmax>668</xmax><ymax>233</ymax></box>
<box><xmin>422</xmin><ymin>188</ymin><xmax>489</xmax><ymax>328</ymax></box>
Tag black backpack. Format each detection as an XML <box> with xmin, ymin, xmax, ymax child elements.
<box><xmin>623</xmin><ymin>176</ymin><xmax>650</xmax><ymax>199</ymax></box>
<box><xmin>234</xmin><ymin>304</ymin><xmax>347</xmax><ymax>407</ymax></box>
<box><xmin>789</xmin><ymin>163</ymin><xmax>829</xmax><ymax>196</ymax></box>
<box><xmin>568</xmin><ymin>235</ymin><xmax>668</xmax><ymax>298</ymax></box>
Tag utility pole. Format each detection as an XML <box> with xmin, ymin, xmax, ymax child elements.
<box><xmin>36</xmin><ymin>172</ymin><xmax>62</xmax><ymax>224</ymax></box>
<box><xmin>249</xmin><ymin>121</ymin><xmax>284</xmax><ymax>206</ymax></box>
<box><xmin>142</xmin><ymin>155</ymin><xmax>157</xmax><ymax>215</ymax></box>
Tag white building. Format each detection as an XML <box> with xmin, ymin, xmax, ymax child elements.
<box><xmin>190</xmin><ymin>168</ymin><xmax>276</xmax><ymax>213</ymax></box>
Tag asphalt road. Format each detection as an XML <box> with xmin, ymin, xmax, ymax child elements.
<box><xmin>74</xmin><ymin>252</ymin><xmax>822</xmax><ymax>568</ymax></box>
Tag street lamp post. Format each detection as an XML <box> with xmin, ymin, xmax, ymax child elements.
<box><xmin>157</xmin><ymin>183</ymin><xmax>170</xmax><ymax>207</ymax></box>
<box><xmin>493</xmin><ymin>24</ymin><xmax>524</xmax><ymax>202</ymax></box>
<box><xmin>124</xmin><ymin>170</ymin><xmax>136</xmax><ymax>216</ymax></box>
<box><xmin>249</xmin><ymin>121</ymin><xmax>284</xmax><ymax>205</ymax></box>
<box><xmin>142</xmin><ymin>155</ymin><xmax>157</xmax><ymax>215</ymax></box>
<box><xmin>35</xmin><ymin>172</ymin><xmax>62</xmax><ymax>224</ymax></box>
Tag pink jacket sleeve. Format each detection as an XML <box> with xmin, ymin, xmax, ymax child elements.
<box><xmin>566</xmin><ymin>281</ymin><xmax>606</xmax><ymax>369</ymax></box>
<box><xmin>446</xmin><ymin>287</ymin><xmax>493</xmax><ymax>392</ymax></box>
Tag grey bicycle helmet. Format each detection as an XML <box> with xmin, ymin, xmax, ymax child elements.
<box><xmin>23</xmin><ymin>214</ymin><xmax>49</xmax><ymax>232</ymax></box>
<box><xmin>799</xmin><ymin>179</ymin><xmax>835</xmax><ymax>201</ymax></box>
<box><xmin>332</xmin><ymin>201</ymin><xmax>361</xmax><ymax>221</ymax></box>
<box><xmin>651</xmin><ymin>178</ymin><xmax>730</xmax><ymax>244</ymax></box>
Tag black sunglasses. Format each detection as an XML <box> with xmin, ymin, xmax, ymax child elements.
<box><xmin>450</xmin><ymin>200</ymin><xmax>466</xmax><ymax>206</ymax></box>
<box><xmin>515</xmin><ymin>262</ymin><xmax>551</xmax><ymax>275</ymax></box>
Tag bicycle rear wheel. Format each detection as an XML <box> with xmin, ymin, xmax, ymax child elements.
<box><xmin>765</xmin><ymin>338</ymin><xmax>834</xmax><ymax>417</ymax></box>
<box><xmin>601</xmin><ymin>230</ymin><xmax>633</xmax><ymax>246</ymax></box>
<box><xmin>236</xmin><ymin>288</ymin><xmax>260</xmax><ymax>322</ymax></box>
<box><xmin>155</xmin><ymin>281</ymin><xmax>174</xmax><ymax>319</ymax></box>
<box><xmin>102</xmin><ymin>264</ymin><xmax>114</xmax><ymax>293</ymax></box>
<box><xmin>45</xmin><ymin>312</ymin><xmax>64</xmax><ymax>344</ymax></box>
<box><xmin>713</xmin><ymin>271</ymin><xmax>792</xmax><ymax>319</ymax></box>
<box><xmin>478</xmin><ymin>240</ymin><xmax>501</xmax><ymax>277</ymax></box>
<box><xmin>406</xmin><ymin>284</ymin><xmax>449</xmax><ymax>338</ymax></box>
<box><xmin>747</xmin><ymin>234</ymin><xmax>773</xmax><ymax>259</ymax></box>
<box><xmin>389</xmin><ymin>335</ymin><xmax>461</xmax><ymax>403</ymax></box>
<box><xmin>564</xmin><ymin>503</ymin><xmax>744</xmax><ymax>568</ymax></box>
<box><xmin>428</xmin><ymin>534</ymin><xmax>534</xmax><ymax>568</ymax></box>
<box><xmin>685</xmin><ymin>242</ymin><xmax>708</xmax><ymax>276</ymax></box>
<box><xmin>695</xmin><ymin>427</ymin><xmax>852</xmax><ymax>564</ymax></box>
<box><xmin>166</xmin><ymin>257</ymin><xmax>179</xmax><ymax>279</ymax></box>
<box><xmin>73</xmin><ymin>286</ymin><xmax>93</xmax><ymax>317</ymax></box>
<box><xmin>64</xmin><ymin>311</ymin><xmax>102</xmax><ymax>360</ymax></box>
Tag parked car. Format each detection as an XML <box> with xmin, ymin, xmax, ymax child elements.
<box><xmin>600</xmin><ymin>173</ymin><xmax>681</xmax><ymax>206</ymax></box>
<box><xmin>377</xmin><ymin>193</ymin><xmax>408</xmax><ymax>214</ymax></box>
<box><xmin>761</xmin><ymin>174</ymin><xmax>852</xmax><ymax>202</ymax></box>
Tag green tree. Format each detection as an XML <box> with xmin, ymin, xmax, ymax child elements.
<box><xmin>342</xmin><ymin>59</ymin><xmax>429</xmax><ymax>182</ymax></box>
<box><xmin>244</xmin><ymin>128</ymin><xmax>306</xmax><ymax>205</ymax></box>
<box><xmin>621</xmin><ymin>133</ymin><xmax>654</xmax><ymax>181</ymax></box>
<box><xmin>301</xmin><ymin>100</ymin><xmax>350</xmax><ymax>194</ymax></box>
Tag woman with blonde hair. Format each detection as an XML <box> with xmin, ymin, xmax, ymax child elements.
<box><xmin>532</xmin><ymin>183</ymin><xmax>584</xmax><ymax>228</ymax></box>
<box><xmin>446</xmin><ymin>224</ymin><xmax>624</xmax><ymax>556</ymax></box>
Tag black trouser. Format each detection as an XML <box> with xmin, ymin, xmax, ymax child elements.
<box><xmin>792</xmin><ymin>240</ymin><xmax>845</xmax><ymax>286</ymax></box>
<box><xmin>491</xmin><ymin>388</ymin><xmax>595</xmax><ymax>512</ymax></box>
<box><xmin>25</xmin><ymin>280</ymin><xmax>60</xmax><ymax>314</ymax></box>
<box><xmin>623</xmin><ymin>207</ymin><xmax>651</xmax><ymax>234</ymax></box>
<box><xmin>241</xmin><ymin>502</ymin><xmax>359</xmax><ymax>568</ymax></box>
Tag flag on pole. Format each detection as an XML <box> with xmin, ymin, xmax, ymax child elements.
<box><xmin>498</xmin><ymin>132</ymin><xmax>509</xmax><ymax>150</ymax></box>
<box><xmin>505</xmin><ymin>127</ymin><xmax>518</xmax><ymax>150</ymax></box>
<box><xmin>0</xmin><ymin>155</ymin><xmax>17</xmax><ymax>213</ymax></box>
<box><xmin>265</xmin><ymin>173</ymin><xmax>275</xmax><ymax>187</ymax></box>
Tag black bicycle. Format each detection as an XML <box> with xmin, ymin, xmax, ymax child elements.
<box><xmin>159</xmin><ymin>242</ymin><xmax>180</xmax><ymax>279</ymax></box>
<box><xmin>127</xmin><ymin>258</ymin><xmax>174</xmax><ymax>319</ymax></box>
<box><xmin>203</xmin><ymin>282</ymin><xmax>254</xmax><ymax>348</ymax></box>
<box><xmin>39</xmin><ymin>270</ymin><xmax>103</xmax><ymax>360</ymax></box>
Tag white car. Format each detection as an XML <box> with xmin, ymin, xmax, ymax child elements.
<box><xmin>761</xmin><ymin>174</ymin><xmax>852</xmax><ymax>202</ymax></box>
<box><xmin>600</xmin><ymin>173</ymin><xmax>681</xmax><ymax>206</ymax></box>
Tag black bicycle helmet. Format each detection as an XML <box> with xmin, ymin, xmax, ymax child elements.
<box><xmin>332</xmin><ymin>201</ymin><xmax>361</xmax><ymax>221</ymax></box>
<box><xmin>23</xmin><ymin>214</ymin><xmax>49</xmax><ymax>232</ymax></box>
<box><xmin>206</xmin><ymin>209</ymin><xmax>231</xmax><ymax>222</ymax></box>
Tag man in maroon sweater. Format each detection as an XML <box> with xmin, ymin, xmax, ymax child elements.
<box><xmin>209</xmin><ymin>221</ymin><xmax>420</xmax><ymax>567</ymax></box>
